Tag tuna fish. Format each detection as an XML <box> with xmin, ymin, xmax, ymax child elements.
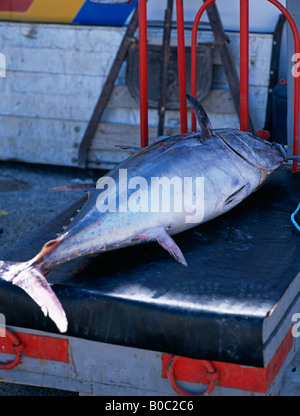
<box><xmin>0</xmin><ymin>95</ymin><xmax>291</xmax><ymax>333</ymax></box>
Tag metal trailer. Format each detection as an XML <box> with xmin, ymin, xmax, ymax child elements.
<box><xmin>1</xmin><ymin>0</ymin><xmax>300</xmax><ymax>396</ymax></box>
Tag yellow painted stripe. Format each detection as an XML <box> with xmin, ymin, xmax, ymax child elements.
<box><xmin>0</xmin><ymin>0</ymin><xmax>86</xmax><ymax>23</ymax></box>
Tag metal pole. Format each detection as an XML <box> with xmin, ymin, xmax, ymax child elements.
<box><xmin>191</xmin><ymin>0</ymin><xmax>216</xmax><ymax>131</ymax></box>
<box><xmin>158</xmin><ymin>0</ymin><xmax>174</xmax><ymax>137</ymax></box>
<box><xmin>267</xmin><ymin>0</ymin><xmax>300</xmax><ymax>172</ymax></box>
<box><xmin>176</xmin><ymin>0</ymin><xmax>188</xmax><ymax>133</ymax></box>
<box><xmin>138</xmin><ymin>0</ymin><xmax>149</xmax><ymax>147</ymax></box>
<box><xmin>239</xmin><ymin>0</ymin><xmax>249</xmax><ymax>132</ymax></box>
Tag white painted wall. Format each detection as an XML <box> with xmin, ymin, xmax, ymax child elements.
<box><xmin>0</xmin><ymin>22</ymin><xmax>273</xmax><ymax>168</ymax></box>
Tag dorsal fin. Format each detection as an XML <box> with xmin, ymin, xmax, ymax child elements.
<box><xmin>186</xmin><ymin>94</ymin><xmax>214</xmax><ymax>142</ymax></box>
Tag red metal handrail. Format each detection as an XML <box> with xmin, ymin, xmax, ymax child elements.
<box><xmin>191</xmin><ymin>0</ymin><xmax>251</xmax><ymax>132</ymax></box>
<box><xmin>138</xmin><ymin>0</ymin><xmax>189</xmax><ymax>137</ymax></box>
<box><xmin>240</xmin><ymin>0</ymin><xmax>249</xmax><ymax>132</ymax></box>
<box><xmin>138</xmin><ymin>0</ymin><xmax>148</xmax><ymax>148</ymax></box>
<box><xmin>138</xmin><ymin>0</ymin><xmax>300</xmax><ymax>172</ymax></box>
<box><xmin>176</xmin><ymin>0</ymin><xmax>188</xmax><ymax>134</ymax></box>
<box><xmin>267</xmin><ymin>0</ymin><xmax>300</xmax><ymax>172</ymax></box>
<box><xmin>191</xmin><ymin>0</ymin><xmax>300</xmax><ymax>172</ymax></box>
<box><xmin>191</xmin><ymin>0</ymin><xmax>215</xmax><ymax>132</ymax></box>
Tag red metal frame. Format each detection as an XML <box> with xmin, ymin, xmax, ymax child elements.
<box><xmin>190</xmin><ymin>0</ymin><xmax>251</xmax><ymax>131</ymax></box>
<box><xmin>138</xmin><ymin>0</ymin><xmax>148</xmax><ymax>148</ymax></box>
<box><xmin>137</xmin><ymin>0</ymin><xmax>300</xmax><ymax>171</ymax></box>
<box><xmin>191</xmin><ymin>0</ymin><xmax>215</xmax><ymax>132</ymax></box>
<box><xmin>138</xmin><ymin>0</ymin><xmax>189</xmax><ymax>137</ymax></box>
<box><xmin>176</xmin><ymin>0</ymin><xmax>188</xmax><ymax>134</ymax></box>
<box><xmin>267</xmin><ymin>0</ymin><xmax>300</xmax><ymax>172</ymax></box>
<box><xmin>190</xmin><ymin>0</ymin><xmax>300</xmax><ymax>172</ymax></box>
<box><xmin>240</xmin><ymin>0</ymin><xmax>249</xmax><ymax>132</ymax></box>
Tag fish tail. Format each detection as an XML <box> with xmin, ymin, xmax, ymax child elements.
<box><xmin>0</xmin><ymin>259</ymin><xmax>68</xmax><ymax>333</ymax></box>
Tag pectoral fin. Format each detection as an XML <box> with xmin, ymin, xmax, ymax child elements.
<box><xmin>224</xmin><ymin>184</ymin><xmax>250</xmax><ymax>208</ymax></box>
<box><xmin>156</xmin><ymin>230</ymin><xmax>188</xmax><ymax>266</ymax></box>
<box><xmin>133</xmin><ymin>228</ymin><xmax>188</xmax><ymax>266</ymax></box>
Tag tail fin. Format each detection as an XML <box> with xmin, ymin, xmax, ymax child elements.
<box><xmin>0</xmin><ymin>260</ymin><xmax>68</xmax><ymax>333</ymax></box>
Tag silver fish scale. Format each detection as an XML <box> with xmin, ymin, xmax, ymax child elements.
<box><xmin>42</xmin><ymin>131</ymin><xmax>283</xmax><ymax>269</ymax></box>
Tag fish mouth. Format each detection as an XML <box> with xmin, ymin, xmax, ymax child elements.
<box><xmin>272</xmin><ymin>142</ymin><xmax>288</xmax><ymax>162</ymax></box>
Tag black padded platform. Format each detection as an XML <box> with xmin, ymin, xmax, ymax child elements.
<box><xmin>1</xmin><ymin>167</ymin><xmax>300</xmax><ymax>367</ymax></box>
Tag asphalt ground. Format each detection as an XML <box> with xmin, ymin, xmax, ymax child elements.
<box><xmin>0</xmin><ymin>160</ymin><xmax>300</xmax><ymax>396</ymax></box>
<box><xmin>0</xmin><ymin>160</ymin><xmax>104</xmax><ymax>396</ymax></box>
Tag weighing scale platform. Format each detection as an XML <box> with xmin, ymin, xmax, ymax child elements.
<box><xmin>0</xmin><ymin>167</ymin><xmax>300</xmax><ymax>395</ymax></box>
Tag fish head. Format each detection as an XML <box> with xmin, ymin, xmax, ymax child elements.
<box><xmin>217</xmin><ymin>129</ymin><xmax>286</xmax><ymax>182</ymax></box>
<box><xmin>185</xmin><ymin>96</ymin><xmax>285</xmax><ymax>181</ymax></box>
